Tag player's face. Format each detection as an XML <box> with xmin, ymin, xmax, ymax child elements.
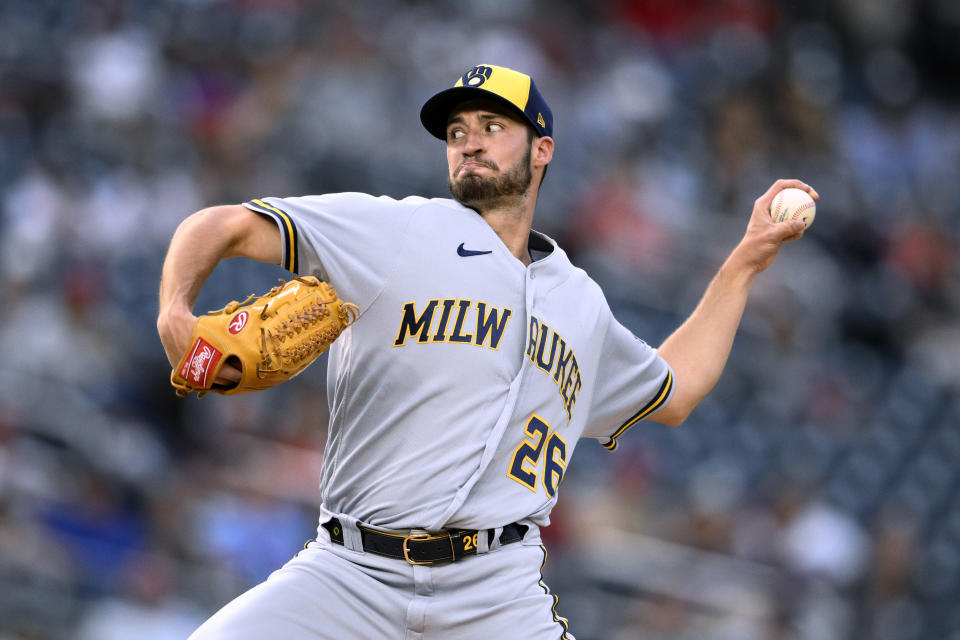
<box><xmin>445</xmin><ymin>101</ymin><xmax>534</xmax><ymax>209</ymax></box>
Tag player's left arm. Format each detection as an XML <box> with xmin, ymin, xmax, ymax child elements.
<box><xmin>649</xmin><ymin>179</ymin><xmax>819</xmax><ymax>426</ymax></box>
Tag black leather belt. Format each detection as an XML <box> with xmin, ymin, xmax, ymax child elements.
<box><xmin>321</xmin><ymin>518</ymin><xmax>527</xmax><ymax>565</ymax></box>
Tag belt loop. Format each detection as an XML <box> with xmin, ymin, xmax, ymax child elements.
<box><xmin>487</xmin><ymin>526</ymin><xmax>504</xmax><ymax>552</ymax></box>
<box><xmin>337</xmin><ymin>514</ymin><xmax>364</xmax><ymax>552</ymax></box>
<box><xmin>476</xmin><ymin>527</ymin><xmax>491</xmax><ymax>555</ymax></box>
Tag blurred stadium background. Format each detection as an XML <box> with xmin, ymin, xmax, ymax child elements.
<box><xmin>2</xmin><ymin>0</ymin><xmax>959</xmax><ymax>638</ymax></box>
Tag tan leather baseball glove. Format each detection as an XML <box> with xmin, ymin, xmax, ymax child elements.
<box><xmin>171</xmin><ymin>276</ymin><xmax>358</xmax><ymax>397</ymax></box>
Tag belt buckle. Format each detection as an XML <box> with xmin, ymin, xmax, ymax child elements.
<box><xmin>402</xmin><ymin>532</ymin><xmax>454</xmax><ymax>565</ymax></box>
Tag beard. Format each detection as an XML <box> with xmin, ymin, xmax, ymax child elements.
<box><xmin>448</xmin><ymin>147</ymin><xmax>532</xmax><ymax>209</ymax></box>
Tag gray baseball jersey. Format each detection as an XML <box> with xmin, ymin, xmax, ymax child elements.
<box><xmin>243</xmin><ymin>193</ymin><xmax>674</xmax><ymax>534</ymax></box>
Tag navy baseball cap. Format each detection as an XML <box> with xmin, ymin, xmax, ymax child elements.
<box><xmin>420</xmin><ymin>64</ymin><xmax>553</xmax><ymax>140</ymax></box>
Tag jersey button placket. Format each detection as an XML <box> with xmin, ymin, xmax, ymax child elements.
<box><xmin>525</xmin><ymin>268</ymin><xmax>537</xmax><ymax>365</ymax></box>
<box><xmin>525</xmin><ymin>269</ymin><xmax>536</xmax><ymax>310</ymax></box>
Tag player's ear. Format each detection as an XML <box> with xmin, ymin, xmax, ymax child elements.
<box><xmin>532</xmin><ymin>136</ymin><xmax>554</xmax><ymax>168</ymax></box>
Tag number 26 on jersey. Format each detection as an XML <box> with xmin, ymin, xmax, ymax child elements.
<box><xmin>507</xmin><ymin>415</ymin><xmax>568</xmax><ymax>497</ymax></box>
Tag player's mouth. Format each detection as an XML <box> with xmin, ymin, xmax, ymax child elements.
<box><xmin>457</xmin><ymin>160</ymin><xmax>496</xmax><ymax>176</ymax></box>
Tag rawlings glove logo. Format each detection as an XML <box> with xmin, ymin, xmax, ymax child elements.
<box><xmin>191</xmin><ymin>346</ymin><xmax>213</xmax><ymax>381</ymax></box>
<box><xmin>180</xmin><ymin>338</ymin><xmax>223</xmax><ymax>387</ymax></box>
<box><xmin>229</xmin><ymin>311</ymin><xmax>249</xmax><ymax>334</ymax></box>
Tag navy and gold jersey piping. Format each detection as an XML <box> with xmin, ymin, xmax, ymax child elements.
<box><xmin>602</xmin><ymin>369</ymin><xmax>674</xmax><ymax>451</ymax></box>
<box><xmin>538</xmin><ymin>545</ymin><xmax>571</xmax><ymax>639</ymax></box>
<box><xmin>244</xmin><ymin>198</ymin><xmax>299</xmax><ymax>273</ymax></box>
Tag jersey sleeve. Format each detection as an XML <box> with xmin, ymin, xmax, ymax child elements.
<box><xmin>583</xmin><ymin>307</ymin><xmax>675</xmax><ymax>451</ymax></box>
<box><xmin>243</xmin><ymin>193</ymin><xmax>414</xmax><ymax>313</ymax></box>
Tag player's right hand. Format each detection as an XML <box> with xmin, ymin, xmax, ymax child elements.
<box><xmin>731</xmin><ymin>178</ymin><xmax>819</xmax><ymax>275</ymax></box>
<box><xmin>158</xmin><ymin>307</ymin><xmax>241</xmax><ymax>386</ymax></box>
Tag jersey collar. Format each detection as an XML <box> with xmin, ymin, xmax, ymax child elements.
<box><xmin>528</xmin><ymin>229</ymin><xmax>555</xmax><ymax>262</ymax></box>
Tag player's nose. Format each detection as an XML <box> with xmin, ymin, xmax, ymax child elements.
<box><xmin>461</xmin><ymin>128</ymin><xmax>485</xmax><ymax>154</ymax></box>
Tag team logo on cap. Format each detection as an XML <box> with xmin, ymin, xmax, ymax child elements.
<box><xmin>462</xmin><ymin>65</ymin><xmax>493</xmax><ymax>87</ymax></box>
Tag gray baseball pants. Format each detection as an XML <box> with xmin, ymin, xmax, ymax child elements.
<box><xmin>189</xmin><ymin>521</ymin><xmax>574</xmax><ymax>639</ymax></box>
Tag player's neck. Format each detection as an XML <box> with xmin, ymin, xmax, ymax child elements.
<box><xmin>478</xmin><ymin>203</ymin><xmax>536</xmax><ymax>266</ymax></box>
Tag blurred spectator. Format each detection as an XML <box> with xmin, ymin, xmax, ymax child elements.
<box><xmin>76</xmin><ymin>550</ymin><xmax>205</xmax><ymax>640</ymax></box>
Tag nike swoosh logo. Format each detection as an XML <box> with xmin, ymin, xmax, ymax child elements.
<box><xmin>457</xmin><ymin>242</ymin><xmax>492</xmax><ymax>257</ymax></box>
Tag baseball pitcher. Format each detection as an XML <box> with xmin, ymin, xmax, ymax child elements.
<box><xmin>157</xmin><ymin>64</ymin><xmax>816</xmax><ymax>639</ymax></box>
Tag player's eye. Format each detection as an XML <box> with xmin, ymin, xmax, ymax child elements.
<box><xmin>487</xmin><ymin>123</ymin><xmax>503</xmax><ymax>132</ymax></box>
<box><xmin>448</xmin><ymin>129</ymin><xmax>464</xmax><ymax>140</ymax></box>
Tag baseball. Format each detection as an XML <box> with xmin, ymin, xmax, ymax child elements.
<box><xmin>770</xmin><ymin>187</ymin><xmax>816</xmax><ymax>229</ymax></box>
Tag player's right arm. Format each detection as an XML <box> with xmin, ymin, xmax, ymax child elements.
<box><xmin>157</xmin><ymin>205</ymin><xmax>281</xmax><ymax>380</ymax></box>
<box><xmin>650</xmin><ymin>179</ymin><xmax>816</xmax><ymax>426</ymax></box>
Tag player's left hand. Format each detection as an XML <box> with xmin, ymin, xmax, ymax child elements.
<box><xmin>731</xmin><ymin>179</ymin><xmax>819</xmax><ymax>275</ymax></box>
<box><xmin>158</xmin><ymin>307</ymin><xmax>242</xmax><ymax>387</ymax></box>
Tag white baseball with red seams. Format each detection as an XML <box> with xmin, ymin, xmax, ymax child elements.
<box><xmin>770</xmin><ymin>187</ymin><xmax>816</xmax><ymax>229</ymax></box>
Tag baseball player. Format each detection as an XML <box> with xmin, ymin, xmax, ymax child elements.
<box><xmin>157</xmin><ymin>64</ymin><xmax>816</xmax><ymax>639</ymax></box>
